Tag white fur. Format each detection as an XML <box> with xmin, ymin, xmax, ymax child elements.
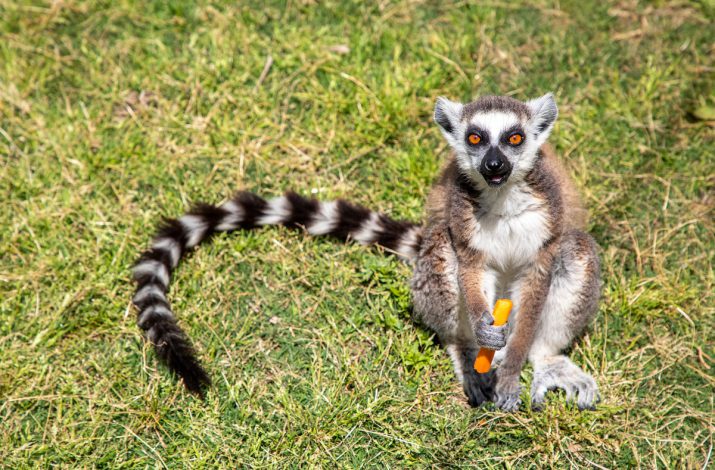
<box><xmin>525</xmin><ymin>93</ymin><xmax>558</xmax><ymax>149</ymax></box>
<box><xmin>448</xmin><ymin>293</ymin><xmax>481</xmax><ymax>379</ymax></box>
<box><xmin>133</xmin><ymin>284</ymin><xmax>166</xmax><ymax>304</ymax></box>
<box><xmin>138</xmin><ymin>304</ymin><xmax>173</xmax><ymax>327</ymax></box>
<box><xmin>307</xmin><ymin>201</ymin><xmax>339</xmax><ymax>235</ymax></box>
<box><xmin>179</xmin><ymin>214</ymin><xmax>208</xmax><ymax>249</ymax></box>
<box><xmin>152</xmin><ymin>237</ymin><xmax>181</xmax><ymax>268</ymax></box>
<box><xmin>468</xmin><ymin>111</ymin><xmax>520</xmax><ymax>142</ymax></box>
<box><xmin>434</xmin><ymin>97</ymin><xmax>468</xmax><ymax>155</ymax></box>
<box><xmin>528</xmin><ymin>256</ymin><xmax>588</xmax><ymax>362</ymax></box>
<box><xmin>492</xmin><ymin>345</ymin><xmax>507</xmax><ymax>365</ymax></box>
<box><xmin>470</xmin><ymin>184</ymin><xmax>551</xmax><ymax>273</ymax></box>
<box><xmin>395</xmin><ymin>226</ymin><xmax>421</xmax><ymax>260</ymax></box>
<box><xmin>133</xmin><ymin>260</ymin><xmax>170</xmax><ymax>287</ymax></box>
<box><xmin>216</xmin><ymin>200</ymin><xmax>244</xmax><ymax>231</ymax></box>
<box><xmin>257</xmin><ymin>196</ymin><xmax>291</xmax><ymax>226</ymax></box>
<box><xmin>508</xmin><ymin>149</ymin><xmax>540</xmax><ymax>183</ymax></box>
<box><xmin>352</xmin><ymin>212</ymin><xmax>380</xmax><ymax>244</ymax></box>
<box><xmin>480</xmin><ymin>268</ymin><xmax>500</xmax><ymax>308</ymax></box>
<box><xmin>446</xmin><ymin>344</ymin><xmax>464</xmax><ymax>383</ymax></box>
<box><xmin>466</xmin><ymin>183</ymin><xmax>551</xmax><ymax>363</ymax></box>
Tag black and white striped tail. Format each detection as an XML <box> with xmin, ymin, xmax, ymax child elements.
<box><xmin>132</xmin><ymin>191</ymin><xmax>423</xmax><ymax>396</ymax></box>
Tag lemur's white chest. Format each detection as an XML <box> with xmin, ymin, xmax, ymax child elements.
<box><xmin>469</xmin><ymin>185</ymin><xmax>551</xmax><ymax>274</ymax></box>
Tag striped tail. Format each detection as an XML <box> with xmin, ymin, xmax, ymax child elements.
<box><xmin>132</xmin><ymin>191</ymin><xmax>423</xmax><ymax>396</ymax></box>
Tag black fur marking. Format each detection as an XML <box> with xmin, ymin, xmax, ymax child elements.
<box><xmin>133</xmin><ymin>291</ymin><xmax>170</xmax><ymax>311</ymax></box>
<box><xmin>333</xmin><ymin>200</ymin><xmax>372</xmax><ymax>240</ymax></box>
<box><xmin>535</xmin><ymin>110</ymin><xmax>556</xmax><ymax>133</ymax></box>
<box><xmin>536</xmin><ymin>117</ymin><xmax>554</xmax><ymax>133</ymax></box>
<box><xmin>455</xmin><ymin>172</ymin><xmax>482</xmax><ymax>202</ymax></box>
<box><xmin>133</xmin><ymin>190</ymin><xmax>423</xmax><ymax>398</ymax></box>
<box><xmin>500</xmin><ymin>125</ymin><xmax>525</xmax><ymax>145</ymax></box>
<box><xmin>434</xmin><ymin>105</ymin><xmax>454</xmax><ymax>134</ymax></box>
<box><xmin>283</xmin><ymin>191</ymin><xmax>320</xmax><ymax>228</ymax></box>
<box><xmin>375</xmin><ymin>215</ymin><xmax>416</xmax><ymax>251</ymax></box>
<box><xmin>148</xmin><ymin>218</ymin><xmax>187</xmax><ymax>266</ymax></box>
<box><xmin>461</xmin><ymin>348</ymin><xmax>496</xmax><ymax>407</ymax></box>
<box><xmin>133</xmin><ymin>271</ymin><xmax>168</xmax><ymax>291</ymax></box>
<box><xmin>134</xmin><ymin>248</ymin><xmax>174</xmax><ymax>284</ymax></box>
<box><xmin>233</xmin><ymin>192</ymin><xmax>268</xmax><ymax>229</ymax></box>
<box><xmin>533</xmin><ymin>102</ymin><xmax>557</xmax><ymax>133</ymax></box>
<box><xmin>137</xmin><ymin>306</ymin><xmax>171</xmax><ymax>330</ymax></box>
<box><xmin>479</xmin><ymin>147</ymin><xmax>513</xmax><ymax>185</ymax></box>
<box><xmin>465</xmin><ymin>126</ymin><xmax>488</xmax><ymax>146</ymax></box>
<box><xmin>154</xmin><ymin>218</ymin><xmax>189</xmax><ymax>256</ymax></box>
<box><xmin>149</xmin><ymin>319</ymin><xmax>211</xmax><ymax>396</ymax></box>
<box><xmin>188</xmin><ymin>202</ymin><xmax>229</xmax><ymax>234</ymax></box>
<box><xmin>412</xmin><ymin>231</ymin><xmax>424</xmax><ymax>253</ymax></box>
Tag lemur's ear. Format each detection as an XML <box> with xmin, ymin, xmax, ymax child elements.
<box><xmin>434</xmin><ymin>97</ymin><xmax>463</xmax><ymax>136</ymax></box>
<box><xmin>526</xmin><ymin>93</ymin><xmax>558</xmax><ymax>144</ymax></box>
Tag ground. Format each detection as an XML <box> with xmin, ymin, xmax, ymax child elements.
<box><xmin>1</xmin><ymin>0</ymin><xmax>713</xmax><ymax>467</ymax></box>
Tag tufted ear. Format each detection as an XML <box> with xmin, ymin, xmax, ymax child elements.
<box><xmin>526</xmin><ymin>93</ymin><xmax>558</xmax><ymax>145</ymax></box>
<box><xmin>434</xmin><ymin>96</ymin><xmax>463</xmax><ymax>136</ymax></box>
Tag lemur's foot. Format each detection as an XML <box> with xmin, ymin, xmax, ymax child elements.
<box><xmin>531</xmin><ymin>356</ymin><xmax>599</xmax><ymax>410</ymax></box>
<box><xmin>494</xmin><ymin>378</ymin><xmax>522</xmax><ymax>412</ymax></box>
<box><xmin>463</xmin><ymin>368</ymin><xmax>495</xmax><ymax>407</ymax></box>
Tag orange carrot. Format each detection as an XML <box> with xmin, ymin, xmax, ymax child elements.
<box><xmin>474</xmin><ymin>299</ymin><xmax>512</xmax><ymax>374</ymax></box>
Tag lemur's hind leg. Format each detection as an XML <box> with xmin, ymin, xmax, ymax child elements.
<box><xmin>529</xmin><ymin>230</ymin><xmax>601</xmax><ymax>410</ymax></box>
<box><xmin>411</xmin><ymin>226</ymin><xmax>503</xmax><ymax>407</ymax></box>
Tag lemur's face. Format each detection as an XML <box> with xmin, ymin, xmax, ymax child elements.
<box><xmin>433</xmin><ymin>94</ymin><xmax>558</xmax><ymax>189</ymax></box>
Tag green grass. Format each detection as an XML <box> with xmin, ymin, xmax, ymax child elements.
<box><xmin>1</xmin><ymin>0</ymin><xmax>713</xmax><ymax>467</ymax></box>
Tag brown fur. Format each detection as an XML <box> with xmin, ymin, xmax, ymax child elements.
<box><xmin>539</xmin><ymin>144</ymin><xmax>588</xmax><ymax>230</ymax></box>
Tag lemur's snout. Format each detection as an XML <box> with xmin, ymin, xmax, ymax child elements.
<box><xmin>480</xmin><ymin>147</ymin><xmax>512</xmax><ymax>187</ymax></box>
<box><xmin>485</xmin><ymin>158</ymin><xmax>504</xmax><ymax>172</ymax></box>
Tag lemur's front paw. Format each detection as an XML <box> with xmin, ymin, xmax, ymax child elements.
<box><xmin>474</xmin><ymin>310</ymin><xmax>507</xmax><ymax>349</ymax></box>
<box><xmin>494</xmin><ymin>374</ymin><xmax>522</xmax><ymax>412</ymax></box>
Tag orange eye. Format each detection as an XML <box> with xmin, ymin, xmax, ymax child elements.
<box><xmin>508</xmin><ymin>133</ymin><xmax>523</xmax><ymax>145</ymax></box>
<box><xmin>468</xmin><ymin>134</ymin><xmax>481</xmax><ymax>145</ymax></box>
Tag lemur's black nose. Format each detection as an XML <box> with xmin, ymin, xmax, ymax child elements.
<box><xmin>480</xmin><ymin>147</ymin><xmax>512</xmax><ymax>185</ymax></box>
<box><xmin>485</xmin><ymin>159</ymin><xmax>504</xmax><ymax>172</ymax></box>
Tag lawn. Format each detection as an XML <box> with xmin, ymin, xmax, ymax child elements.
<box><xmin>1</xmin><ymin>0</ymin><xmax>713</xmax><ymax>467</ymax></box>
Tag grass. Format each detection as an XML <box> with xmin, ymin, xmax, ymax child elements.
<box><xmin>1</xmin><ymin>0</ymin><xmax>713</xmax><ymax>467</ymax></box>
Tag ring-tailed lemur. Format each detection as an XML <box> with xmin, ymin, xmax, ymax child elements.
<box><xmin>132</xmin><ymin>93</ymin><xmax>601</xmax><ymax>411</ymax></box>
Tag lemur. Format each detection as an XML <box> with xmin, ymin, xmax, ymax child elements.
<box><xmin>132</xmin><ymin>93</ymin><xmax>601</xmax><ymax>411</ymax></box>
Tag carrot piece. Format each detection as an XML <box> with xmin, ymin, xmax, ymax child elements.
<box><xmin>474</xmin><ymin>299</ymin><xmax>512</xmax><ymax>374</ymax></box>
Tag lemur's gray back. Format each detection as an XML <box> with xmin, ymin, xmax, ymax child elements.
<box><xmin>132</xmin><ymin>191</ymin><xmax>422</xmax><ymax>395</ymax></box>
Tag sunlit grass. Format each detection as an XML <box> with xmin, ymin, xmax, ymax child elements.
<box><xmin>1</xmin><ymin>0</ymin><xmax>713</xmax><ymax>467</ymax></box>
